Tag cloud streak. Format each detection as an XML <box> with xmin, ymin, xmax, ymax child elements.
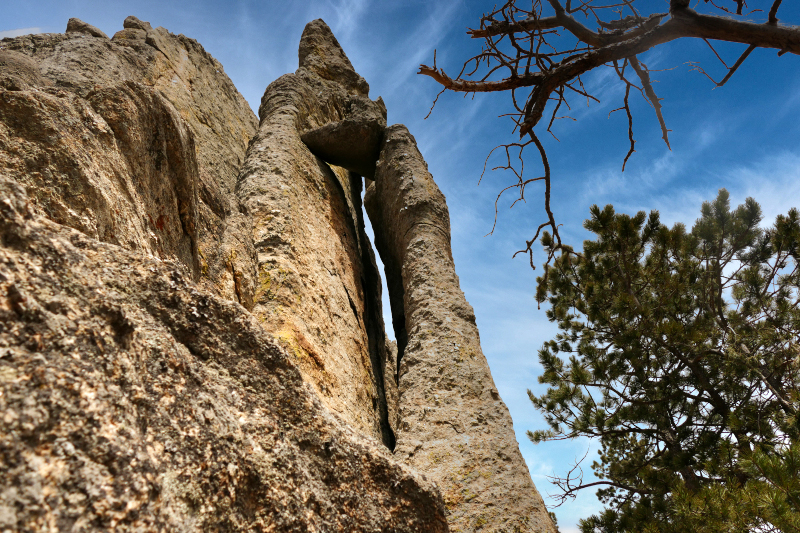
<box><xmin>0</xmin><ymin>27</ymin><xmax>41</xmax><ymax>38</ymax></box>
<box><xmin>380</xmin><ymin>0</ymin><xmax>462</xmax><ymax>101</ymax></box>
<box><xmin>325</xmin><ymin>0</ymin><xmax>369</xmax><ymax>42</ymax></box>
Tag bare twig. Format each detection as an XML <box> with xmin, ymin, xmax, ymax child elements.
<box><xmin>629</xmin><ymin>56</ymin><xmax>671</xmax><ymax>149</ymax></box>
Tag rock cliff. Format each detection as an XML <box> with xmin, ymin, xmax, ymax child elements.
<box><xmin>0</xmin><ymin>177</ymin><xmax>446</xmax><ymax>531</ymax></box>
<box><xmin>0</xmin><ymin>15</ymin><xmax>556</xmax><ymax>533</ymax></box>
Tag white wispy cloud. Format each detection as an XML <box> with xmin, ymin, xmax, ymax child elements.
<box><xmin>589</xmin><ymin>149</ymin><xmax>800</xmax><ymax>232</ymax></box>
<box><xmin>0</xmin><ymin>27</ymin><xmax>42</xmax><ymax>39</ymax></box>
<box><xmin>381</xmin><ymin>0</ymin><xmax>462</xmax><ymax>100</ymax></box>
<box><xmin>325</xmin><ymin>0</ymin><xmax>369</xmax><ymax>42</ymax></box>
<box><xmin>705</xmin><ymin>150</ymin><xmax>800</xmax><ymax>223</ymax></box>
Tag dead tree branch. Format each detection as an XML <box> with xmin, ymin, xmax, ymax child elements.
<box><xmin>418</xmin><ymin>0</ymin><xmax>797</xmax><ymax>269</ymax></box>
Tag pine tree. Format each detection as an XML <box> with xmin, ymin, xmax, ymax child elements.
<box><xmin>531</xmin><ymin>190</ymin><xmax>800</xmax><ymax>532</ymax></box>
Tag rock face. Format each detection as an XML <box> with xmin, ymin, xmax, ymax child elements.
<box><xmin>0</xmin><ymin>17</ymin><xmax>448</xmax><ymax>533</ymax></box>
<box><xmin>0</xmin><ymin>79</ymin><xmax>200</xmax><ymax>275</ymax></box>
<box><xmin>238</xmin><ymin>19</ymin><xmax>396</xmax><ymax>447</ymax></box>
<box><xmin>365</xmin><ymin>126</ymin><xmax>556</xmax><ymax>533</ymax></box>
<box><xmin>65</xmin><ymin>17</ymin><xmax>109</xmax><ymax>39</ymax></box>
<box><xmin>0</xmin><ymin>177</ymin><xmax>447</xmax><ymax>532</ymax></box>
<box><xmin>0</xmin><ymin>17</ymin><xmax>259</xmax><ymax>307</ymax></box>
<box><xmin>0</xmin><ymin>15</ymin><xmax>556</xmax><ymax>533</ymax></box>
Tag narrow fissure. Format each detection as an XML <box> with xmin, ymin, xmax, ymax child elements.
<box><xmin>351</xmin><ymin>173</ymin><xmax>396</xmax><ymax>450</ymax></box>
<box><xmin>362</xmin><ymin>187</ymin><xmax>407</xmax><ymax>391</ymax></box>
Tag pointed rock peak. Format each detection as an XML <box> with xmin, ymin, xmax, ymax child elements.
<box><xmin>298</xmin><ymin>19</ymin><xmax>369</xmax><ymax>96</ymax></box>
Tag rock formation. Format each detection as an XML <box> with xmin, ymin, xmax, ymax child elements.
<box><xmin>238</xmin><ymin>19</ymin><xmax>396</xmax><ymax>448</ymax></box>
<box><xmin>0</xmin><ymin>15</ymin><xmax>557</xmax><ymax>533</ymax></box>
<box><xmin>1</xmin><ymin>15</ymin><xmax>259</xmax><ymax>307</ymax></box>
<box><xmin>365</xmin><ymin>126</ymin><xmax>556</xmax><ymax>533</ymax></box>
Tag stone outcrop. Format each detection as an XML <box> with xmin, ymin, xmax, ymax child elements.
<box><xmin>365</xmin><ymin>126</ymin><xmax>556</xmax><ymax>533</ymax></box>
<box><xmin>238</xmin><ymin>20</ymin><xmax>396</xmax><ymax>448</ymax></box>
<box><xmin>0</xmin><ymin>50</ymin><xmax>51</xmax><ymax>90</ymax></box>
<box><xmin>0</xmin><ymin>16</ymin><xmax>259</xmax><ymax>306</ymax></box>
<box><xmin>0</xmin><ymin>16</ymin><xmax>448</xmax><ymax>533</ymax></box>
<box><xmin>0</xmin><ymin>79</ymin><xmax>200</xmax><ymax>275</ymax></box>
<box><xmin>0</xmin><ymin>177</ymin><xmax>447</xmax><ymax>532</ymax></box>
<box><xmin>300</xmin><ymin>94</ymin><xmax>386</xmax><ymax>179</ymax></box>
<box><xmin>0</xmin><ymin>15</ymin><xmax>557</xmax><ymax>533</ymax></box>
<box><xmin>65</xmin><ymin>17</ymin><xmax>109</xmax><ymax>39</ymax></box>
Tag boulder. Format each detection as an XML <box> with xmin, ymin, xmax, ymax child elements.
<box><xmin>112</xmin><ymin>28</ymin><xmax>147</xmax><ymax>42</ymax></box>
<box><xmin>65</xmin><ymin>17</ymin><xmax>108</xmax><ymax>39</ymax></box>
<box><xmin>300</xmin><ymin>94</ymin><xmax>386</xmax><ymax>178</ymax></box>
<box><xmin>123</xmin><ymin>15</ymin><xmax>152</xmax><ymax>31</ymax></box>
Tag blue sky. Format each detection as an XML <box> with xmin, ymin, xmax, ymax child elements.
<box><xmin>5</xmin><ymin>1</ymin><xmax>800</xmax><ymax>530</ymax></box>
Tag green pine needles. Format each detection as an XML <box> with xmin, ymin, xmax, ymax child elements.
<box><xmin>531</xmin><ymin>189</ymin><xmax>800</xmax><ymax>532</ymax></box>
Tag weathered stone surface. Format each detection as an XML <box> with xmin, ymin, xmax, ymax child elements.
<box><xmin>0</xmin><ymin>19</ymin><xmax>258</xmax><ymax>306</ymax></box>
<box><xmin>365</xmin><ymin>125</ymin><xmax>557</xmax><ymax>533</ymax></box>
<box><xmin>65</xmin><ymin>17</ymin><xmax>108</xmax><ymax>39</ymax></box>
<box><xmin>87</xmin><ymin>81</ymin><xmax>201</xmax><ymax>275</ymax></box>
<box><xmin>0</xmin><ymin>81</ymin><xmax>199</xmax><ymax>275</ymax></box>
<box><xmin>0</xmin><ymin>50</ymin><xmax>51</xmax><ymax>90</ymax></box>
<box><xmin>123</xmin><ymin>15</ymin><xmax>152</xmax><ymax>31</ymax></box>
<box><xmin>0</xmin><ymin>177</ymin><xmax>448</xmax><ymax>532</ymax></box>
<box><xmin>298</xmin><ymin>19</ymin><xmax>369</xmax><ymax>96</ymax></box>
<box><xmin>111</xmin><ymin>28</ymin><xmax>146</xmax><ymax>43</ymax></box>
<box><xmin>301</xmin><ymin>90</ymin><xmax>387</xmax><ymax>178</ymax></box>
<box><xmin>386</xmin><ymin>338</ymin><xmax>400</xmax><ymax>432</ymax></box>
<box><xmin>238</xmin><ymin>19</ymin><xmax>395</xmax><ymax>447</ymax></box>
<box><xmin>0</xmin><ymin>16</ymin><xmax>555</xmax><ymax>533</ymax></box>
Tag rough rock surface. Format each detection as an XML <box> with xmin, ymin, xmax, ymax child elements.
<box><xmin>365</xmin><ymin>125</ymin><xmax>556</xmax><ymax>533</ymax></box>
<box><xmin>123</xmin><ymin>15</ymin><xmax>152</xmax><ymax>31</ymax></box>
<box><xmin>0</xmin><ymin>80</ymin><xmax>200</xmax><ymax>275</ymax></box>
<box><xmin>238</xmin><ymin>19</ymin><xmax>396</xmax><ymax>447</ymax></box>
<box><xmin>300</xmin><ymin>93</ymin><xmax>386</xmax><ymax>179</ymax></box>
<box><xmin>65</xmin><ymin>18</ymin><xmax>109</xmax><ymax>40</ymax></box>
<box><xmin>0</xmin><ymin>16</ymin><xmax>557</xmax><ymax>533</ymax></box>
<box><xmin>0</xmin><ymin>177</ymin><xmax>448</xmax><ymax>532</ymax></box>
<box><xmin>0</xmin><ymin>17</ymin><xmax>258</xmax><ymax>305</ymax></box>
<box><xmin>0</xmin><ymin>50</ymin><xmax>51</xmax><ymax>90</ymax></box>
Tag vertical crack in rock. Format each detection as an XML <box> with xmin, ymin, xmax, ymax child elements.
<box><xmin>351</xmin><ymin>172</ymin><xmax>397</xmax><ymax>450</ymax></box>
<box><xmin>365</xmin><ymin>125</ymin><xmax>557</xmax><ymax>533</ymax></box>
<box><xmin>238</xmin><ymin>19</ymin><xmax>395</xmax><ymax>447</ymax></box>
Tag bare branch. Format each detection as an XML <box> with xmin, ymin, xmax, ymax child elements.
<box><xmin>469</xmin><ymin>16</ymin><xmax>562</xmax><ymax>39</ymax></box>
<box><xmin>419</xmin><ymin>0</ymin><xmax>800</xmax><ymax>274</ymax></box>
<box><xmin>629</xmin><ymin>56</ymin><xmax>671</xmax><ymax>149</ymax></box>
<box><xmin>611</xmin><ymin>59</ymin><xmax>636</xmax><ymax>170</ymax></box>
<box><xmin>418</xmin><ymin>64</ymin><xmax>543</xmax><ymax>93</ymax></box>
<box><xmin>716</xmin><ymin>43</ymin><xmax>757</xmax><ymax>87</ymax></box>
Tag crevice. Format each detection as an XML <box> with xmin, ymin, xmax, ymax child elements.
<box><xmin>232</xmin><ymin>264</ymin><xmax>244</xmax><ymax>306</ymax></box>
<box><xmin>351</xmin><ymin>172</ymin><xmax>396</xmax><ymax>451</ymax></box>
<box><xmin>319</xmin><ymin>157</ymin><xmax>395</xmax><ymax>451</ymax></box>
<box><xmin>363</xmin><ymin>187</ymin><xmax>408</xmax><ymax>388</ymax></box>
<box><xmin>342</xmin><ymin>285</ymin><xmax>362</xmax><ymax>328</ymax></box>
